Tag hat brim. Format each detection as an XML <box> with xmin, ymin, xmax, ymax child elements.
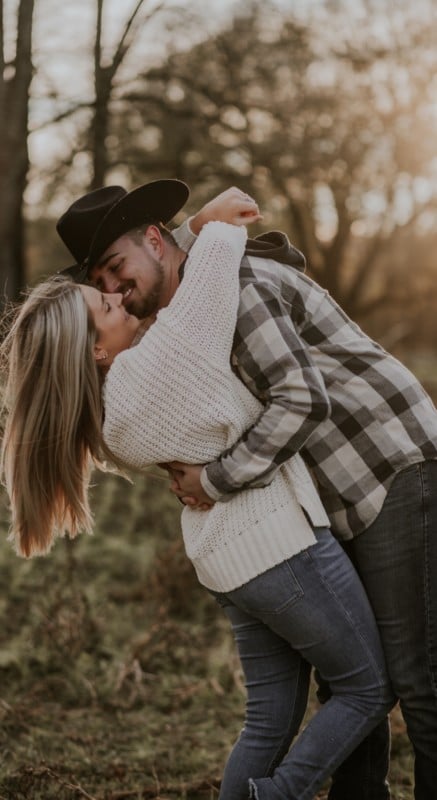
<box><xmin>87</xmin><ymin>179</ymin><xmax>189</xmax><ymax>270</ymax></box>
<box><xmin>59</xmin><ymin>262</ymin><xmax>89</xmax><ymax>282</ymax></box>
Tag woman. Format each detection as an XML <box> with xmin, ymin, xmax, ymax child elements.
<box><xmin>1</xmin><ymin>213</ymin><xmax>393</xmax><ymax>800</ymax></box>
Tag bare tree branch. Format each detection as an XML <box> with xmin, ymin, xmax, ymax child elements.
<box><xmin>30</xmin><ymin>102</ymin><xmax>92</xmax><ymax>132</ymax></box>
<box><xmin>110</xmin><ymin>0</ymin><xmax>163</xmax><ymax>80</ymax></box>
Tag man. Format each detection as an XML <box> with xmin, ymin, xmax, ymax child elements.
<box><xmin>57</xmin><ymin>179</ymin><xmax>437</xmax><ymax>800</ymax></box>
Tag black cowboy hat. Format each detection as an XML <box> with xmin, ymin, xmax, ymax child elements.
<box><xmin>57</xmin><ymin>179</ymin><xmax>190</xmax><ymax>281</ymax></box>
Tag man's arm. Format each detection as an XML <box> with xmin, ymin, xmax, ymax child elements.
<box><xmin>169</xmin><ymin>277</ymin><xmax>331</xmax><ymax>505</ymax></box>
<box><xmin>205</xmin><ymin>281</ymin><xmax>330</xmax><ymax>497</ymax></box>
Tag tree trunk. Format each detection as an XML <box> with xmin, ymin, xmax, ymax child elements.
<box><xmin>90</xmin><ymin>0</ymin><xmax>148</xmax><ymax>190</ymax></box>
<box><xmin>0</xmin><ymin>0</ymin><xmax>35</xmax><ymax>310</ymax></box>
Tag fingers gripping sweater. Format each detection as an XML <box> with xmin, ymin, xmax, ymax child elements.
<box><xmin>103</xmin><ymin>222</ymin><xmax>329</xmax><ymax>592</ymax></box>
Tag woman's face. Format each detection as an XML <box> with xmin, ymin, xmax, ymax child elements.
<box><xmin>80</xmin><ymin>285</ymin><xmax>141</xmax><ymax>366</ymax></box>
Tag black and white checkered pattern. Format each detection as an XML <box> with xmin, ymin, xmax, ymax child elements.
<box><xmin>205</xmin><ymin>255</ymin><xmax>437</xmax><ymax>539</ymax></box>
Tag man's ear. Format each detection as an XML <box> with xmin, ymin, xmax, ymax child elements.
<box><xmin>94</xmin><ymin>345</ymin><xmax>108</xmax><ymax>363</ymax></box>
<box><xmin>144</xmin><ymin>224</ymin><xmax>164</xmax><ymax>257</ymax></box>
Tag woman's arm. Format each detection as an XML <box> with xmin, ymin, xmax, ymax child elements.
<box><xmin>173</xmin><ymin>187</ymin><xmax>261</xmax><ymax>253</ymax></box>
<box><xmin>190</xmin><ymin>187</ymin><xmax>262</xmax><ymax>234</ymax></box>
<box><xmin>160</xmin><ymin>221</ymin><xmax>247</xmax><ymax>363</ymax></box>
<box><xmin>103</xmin><ymin>223</ymin><xmax>247</xmax><ymax>470</ymax></box>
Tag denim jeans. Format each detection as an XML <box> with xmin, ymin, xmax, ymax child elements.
<box><xmin>322</xmin><ymin>461</ymin><xmax>437</xmax><ymax>800</ymax></box>
<box><xmin>213</xmin><ymin>527</ymin><xmax>394</xmax><ymax>800</ymax></box>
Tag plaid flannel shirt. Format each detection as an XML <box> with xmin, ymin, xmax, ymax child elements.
<box><xmin>202</xmin><ymin>254</ymin><xmax>437</xmax><ymax>540</ymax></box>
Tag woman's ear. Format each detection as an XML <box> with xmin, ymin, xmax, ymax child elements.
<box><xmin>94</xmin><ymin>345</ymin><xmax>108</xmax><ymax>363</ymax></box>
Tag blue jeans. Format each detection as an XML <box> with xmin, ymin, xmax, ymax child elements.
<box><xmin>323</xmin><ymin>461</ymin><xmax>437</xmax><ymax>800</ymax></box>
<box><xmin>213</xmin><ymin>528</ymin><xmax>394</xmax><ymax>800</ymax></box>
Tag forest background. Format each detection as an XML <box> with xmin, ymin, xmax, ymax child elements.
<box><xmin>0</xmin><ymin>0</ymin><xmax>436</xmax><ymax>797</ymax></box>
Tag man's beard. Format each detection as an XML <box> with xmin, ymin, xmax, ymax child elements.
<box><xmin>129</xmin><ymin>259</ymin><xmax>165</xmax><ymax>320</ymax></box>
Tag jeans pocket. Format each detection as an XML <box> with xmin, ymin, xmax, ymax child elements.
<box><xmin>230</xmin><ymin>559</ymin><xmax>305</xmax><ymax>616</ymax></box>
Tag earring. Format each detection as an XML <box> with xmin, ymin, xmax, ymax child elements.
<box><xmin>95</xmin><ymin>351</ymin><xmax>108</xmax><ymax>362</ymax></box>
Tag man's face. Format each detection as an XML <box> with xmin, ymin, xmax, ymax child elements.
<box><xmin>88</xmin><ymin>231</ymin><xmax>165</xmax><ymax>320</ymax></box>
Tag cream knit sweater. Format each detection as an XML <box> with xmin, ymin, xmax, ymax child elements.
<box><xmin>103</xmin><ymin>222</ymin><xmax>329</xmax><ymax>592</ymax></box>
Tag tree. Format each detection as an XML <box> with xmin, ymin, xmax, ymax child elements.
<box><xmin>117</xmin><ymin>0</ymin><xmax>437</xmax><ymax>328</ymax></box>
<box><xmin>0</xmin><ymin>0</ymin><xmax>35</xmax><ymax>309</ymax></box>
<box><xmin>32</xmin><ymin>0</ymin><xmax>187</xmax><ymax>208</ymax></box>
<box><xmin>91</xmin><ymin>0</ymin><xmax>155</xmax><ymax>189</ymax></box>
<box><xmin>11</xmin><ymin>0</ymin><xmax>436</xmax><ymax>341</ymax></box>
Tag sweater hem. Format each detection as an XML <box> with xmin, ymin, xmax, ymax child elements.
<box><xmin>186</xmin><ymin>505</ymin><xmax>317</xmax><ymax>592</ymax></box>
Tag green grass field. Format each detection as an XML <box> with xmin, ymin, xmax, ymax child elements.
<box><xmin>0</xmin><ymin>471</ymin><xmax>414</xmax><ymax>799</ymax></box>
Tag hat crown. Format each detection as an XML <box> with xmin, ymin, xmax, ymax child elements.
<box><xmin>72</xmin><ymin>185</ymin><xmax>126</xmax><ymax>213</ymax></box>
<box><xmin>56</xmin><ymin>186</ymin><xmax>127</xmax><ymax>264</ymax></box>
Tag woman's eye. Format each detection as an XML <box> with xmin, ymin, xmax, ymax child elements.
<box><xmin>110</xmin><ymin>262</ymin><xmax>121</xmax><ymax>273</ymax></box>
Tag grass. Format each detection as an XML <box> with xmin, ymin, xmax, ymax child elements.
<box><xmin>0</xmin><ymin>470</ymin><xmax>414</xmax><ymax>799</ymax></box>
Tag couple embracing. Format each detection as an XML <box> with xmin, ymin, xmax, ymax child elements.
<box><xmin>2</xmin><ymin>179</ymin><xmax>437</xmax><ymax>799</ymax></box>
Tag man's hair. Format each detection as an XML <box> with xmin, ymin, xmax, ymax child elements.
<box><xmin>0</xmin><ymin>276</ymin><xmax>112</xmax><ymax>557</ymax></box>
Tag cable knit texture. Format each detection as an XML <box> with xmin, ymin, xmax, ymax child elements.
<box><xmin>103</xmin><ymin>222</ymin><xmax>329</xmax><ymax>591</ymax></box>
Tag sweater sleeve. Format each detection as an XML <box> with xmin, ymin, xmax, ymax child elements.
<box><xmin>159</xmin><ymin>221</ymin><xmax>247</xmax><ymax>363</ymax></box>
<box><xmin>103</xmin><ymin>222</ymin><xmax>247</xmax><ymax>468</ymax></box>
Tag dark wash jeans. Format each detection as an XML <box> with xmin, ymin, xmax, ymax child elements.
<box><xmin>321</xmin><ymin>461</ymin><xmax>437</xmax><ymax>800</ymax></box>
<box><xmin>212</xmin><ymin>528</ymin><xmax>394</xmax><ymax>800</ymax></box>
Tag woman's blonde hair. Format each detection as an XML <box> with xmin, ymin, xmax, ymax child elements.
<box><xmin>0</xmin><ymin>275</ymin><xmax>109</xmax><ymax>557</ymax></box>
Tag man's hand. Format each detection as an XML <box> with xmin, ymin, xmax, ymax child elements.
<box><xmin>190</xmin><ymin>187</ymin><xmax>262</xmax><ymax>235</ymax></box>
<box><xmin>161</xmin><ymin>462</ymin><xmax>215</xmax><ymax>510</ymax></box>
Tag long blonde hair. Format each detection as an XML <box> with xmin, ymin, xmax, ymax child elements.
<box><xmin>0</xmin><ymin>276</ymin><xmax>109</xmax><ymax>557</ymax></box>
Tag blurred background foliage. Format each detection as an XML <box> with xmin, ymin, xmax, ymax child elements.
<box><xmin>1</xmin><ymin>0</ymin><xmax>437</xmax><ymax>365</ymax></box>
<box><xmin>1</xmin><ymin>0</ymin><xmax>435</xmax><ymax>796</ymax></box>
<box><xmin>0</xmin><ymin>471</ymin><xmax>244</xmax><ymax>798</ymax></box>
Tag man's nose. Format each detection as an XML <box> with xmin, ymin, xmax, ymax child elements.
<box><xmin>101</xmin><ymin>274</ymin><xmax>120</xmax><ymax>293</ymax></box>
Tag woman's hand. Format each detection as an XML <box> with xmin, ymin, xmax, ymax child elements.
<box><xmin>190</xmin><ymin>187</ymin><xmax>262</xmax><ymax>235</ymax></box>
<box><xmin>160</xmin><ymin>462</ymin><xmax>215</xmax><ymax>510</ymax></box>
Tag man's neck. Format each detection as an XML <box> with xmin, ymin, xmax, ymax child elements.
<box><xmin>159</xmin><ymin>246</ymin><xmax>186</xmax><ymax>309</ymax></box>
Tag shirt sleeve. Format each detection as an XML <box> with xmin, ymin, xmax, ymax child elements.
<box><xmin>159</xmin><ymin>221</ymin><xmax>247</xmax><ymax>363</ymax></box>
<box><xmin>171</xmin><ymin>218</ymin><xmax>197</xmax><ymax>253</ymax></box>
<box><xmin>201</xmin><ymin>278</ymin><xmax>331</xmax><ymax>500</ymax></box>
